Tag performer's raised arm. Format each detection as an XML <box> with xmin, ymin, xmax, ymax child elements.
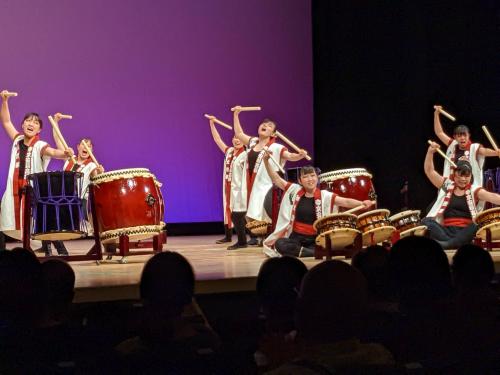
<box><xmin>0</xmin><ymin>90</ymin><xmax>19</xmax><ymax>141</ymax></box>
<box><xmin>43</xmin><ymin>145</ymin><xmax>74</xmax><ymax>160</ymax></box>
<box><xmin>433</xmin><ymin>105</ymin><xmax>452</xmax><ymax>146</ymax></box>
<box><xmin>51</xmin><ymin>113</ymin><xmax>67</xmax><ymax>151</ymax></box>
<box><xmin>334</xmin><ymin>196</ymin><xmax>374</xmax><ymax>210</ymax></box>
<box><xmin>232</xmin><ymin>106</ymin><xmax>251</xmax><ymax>145</ymax></box>
<box><xmin>282</xmin><ymin>149</ymin><xmax>308</xmax><ymax>162</ymax></box>
<box><xmin>207</xmin><ymin>116</ymin><xmax>228</xmax><ymax>153</ymax></box>
<box><xmin>263</xmin><ymin>151</ymin><xmax>287</xmax><ymax>191</ymax></box>
<box><xmin>424</xmin><ymin>141</ymin><xmax>445</xmax><ymax>188</ymax></box>
<box><xmin>477</xmin><ymin>145</ymin><xmax>500</xmax><ymax>157</ymax></box>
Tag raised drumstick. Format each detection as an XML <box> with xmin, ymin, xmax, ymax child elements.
<box><xmin>428</xmin><ymin>140</ymin><xmax>457</xmax><ymax>168</ymax></box>
<box><xmin>204</xmin><ymin>114</ymin><xmax>232</xmax><ymax>130</ymax></box>
<box><xmin>231</xmin><ymin>106</ymin><xmax>261</xmax><ymax>112</ymax></box>
<box><xmin>4</xmin><ymin>91</ymin><xmax>18</xmax><ymax>97</ymax></box>
<box><xmin>274</xmin><ymin>130</ymin><xmax>312</xmax><ymax>161</ymax></box>
<box><xmin>59</xmin><ymin>114</ymin><xmax>73</xmax><ymax>120</ymax></box>
<box><xmin>81</xmin><ymin>140</ymin><xmax>100</xmax><ymax>165</ymax></box>
<box><xmin>344</xmin><ymin>205</ymin><xmax>366</xmax><ymax>215</ymax></box>
<box><xmin>481</xmin><ymin>125</ymin><xmax>500</xmax><ymax>159</ymax></box>
<box><xmin>48</xmin><ymin>115</ymin><xmax>77</xmax><ymax>163</ymax></box>
<box><xmin>263</xmin><ymin>146</ymin><xmax>286</xmax><ymax>174</ymax></box>
<box><xmin>434</xmin><ymin>106</ymin><xmax>456</xmax><ymax>122</ymax></box>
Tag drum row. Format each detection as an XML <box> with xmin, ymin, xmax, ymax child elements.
<box><xmin>28</xmin><ymin>168</ymin><xmax>164</xmax><ymax>244</ymax></box>
<box><xmin>314</xmin><ymin>209</ymin><xmax>427</xmax><ymax>249</ymax></box>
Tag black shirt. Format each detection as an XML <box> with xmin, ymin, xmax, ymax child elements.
<box><xmin>247</xmin><ymin>149</ymin><xmax>260</xmax><ymax>173</ymax></box>
<box><xmin>295</xmin><ymin>196</ymin><xmax>316</xmax><ymax>225</ymax></box>
<box><xmin>17</xmin><ymin>140</ymin><xmax>29</xmax><ymax>179</ymax></box>
<box><xmin>443</xmin><ymin>193</ymin><xmax>471</xmax><ymax>219</ymax></box>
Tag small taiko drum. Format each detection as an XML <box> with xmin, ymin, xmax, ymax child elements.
<box><xmin>90</xmin><ymin>168</ymin><xmax>165</xmax><ymax>243</ymax></box>
<box><xmin>313</xmin><ymin>213</ymin><xmax>360</xmax><ymax>249</ymax></box>
<box><xmin>246</xmin><ymin>220</ymin><xmax>271</xmax><ymax>236</ymax></box>
<box><xmin>319</xmin><ymin>168</ymin><xmax>377</xmax><ymax>211</ymax></box>
<box><xmin>357</xmin><ymin>209</ymin><xmax>395</xmax><ymax>246</ymax></box>
<box><xmin>28</xmin><ymin>171</ymin><xmax>86</xmax><ymax>240</ymax></box>
<box><xmin>475</xmin><ymin>207</ymin><xmax>500</xmax><ymax>240</ymax></box>
<box><xmin>389</xmin><ymin>210</ymin><xmax>427</xmax><ymax>238</ymax></box>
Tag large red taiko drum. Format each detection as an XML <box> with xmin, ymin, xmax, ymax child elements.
<box><xmin>319</xmin><ymin>168</ymin><xmax>377</xmax><ymax>206</ymax></box>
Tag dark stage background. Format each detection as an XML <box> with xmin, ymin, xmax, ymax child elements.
<box><xmin>313</xmin><ymin>0</ymin><xmax>500</xmax><ymax>215</ymax></box>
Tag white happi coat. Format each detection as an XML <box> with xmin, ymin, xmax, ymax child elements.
<box><xmin>221</xmin><ymin>147</ymin><xmax>246</xmax><ymax>228</ymax></box>
<box><xmin>1</xmin><ymin>135</ymin><xmax>51</xmax><ymax>239</ymax></box>
<box><xmin>444</xmin><ymin>141</ymin><xmax>484</xmax><ymax>186</ymax></box>
<box><xmin>426</xmin><ymin>178</ymin><xmax>484</xmax><ymax>224</ymax></box>
<box><xmin>263</xmin><ymin>183</ymin><xmax>338</xmax><ymax>257</ymax></box>
<box><xmin>242</xmin><ymin>137</ymin><xmax>287</xmax><ymax>221</ymax></box>
<box><xmin>63</xmin><ymin>158</ymin><xmax>98</xmax><ymax>199</ymax></box>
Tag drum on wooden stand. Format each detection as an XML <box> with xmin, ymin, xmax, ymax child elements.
<box><xmin>357</xmin><ymin>209</ymin><xmax>395</xmax><ymax>246</ymax></box>
<box><xmin>28</xmin><ymin>171</ymin><xmax>86</xmax><ymax>241</ymax></box>
<box><xmin>319</xmin><ymin>168</ymin><xmax>377</xmax><ymax>211</ymax></box>
<box><xmin>389</xmin><ymin>210</ymin><xmax>426</xmax><ymax>238</ymax></box>
<box><xmin>90</xmin><ymin>168</ymin><xmax>164</xmax><ymax>244</ymax></box>
<box><xmin>475</xmin><ymin>207</ymin><xmax>500</xmax><ymax>240</ymax></box>
<box><xmin>313</xmin><ymin>213</ymin><xmax>360</xmax><ymax>249</ymax></box>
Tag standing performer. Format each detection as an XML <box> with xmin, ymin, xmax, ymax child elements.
<box><xmin>232</xmin><ymin>106</ymin><xmax>307</xmax><ymax>247</ymax></box>
<box><xmin>423</xmin><ymin>142</ymin><xmax>500</xmax><ymax>249</ymax></box>
<box><xmin>208</xmin><ymin>116</ymin><xmax>247</xmax><ymax>247</ymax></box>
<box><xmin>0</xmin><ymin>90</ymin><xmax>73</xmax><ymax>244</ymax></box>
<box><xmin>262</xmin><ymin>153</ymin><xmax>374</xmax><ymax>257</ymax></box>
<box><xmin>433</xmin><ymin>105</ymin><xmax>499</xmax><ymax>187</ymax></box>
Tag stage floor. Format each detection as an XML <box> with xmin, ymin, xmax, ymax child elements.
<box><xmin>6</xmin><ymin>235</ymin><xmax>500</xmax><ymax>303</ymax></box>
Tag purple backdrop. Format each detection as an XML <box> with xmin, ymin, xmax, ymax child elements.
<box><xmin>0</xmin><ymin>0</ymin><xmax>313</xmax><ymax>223</ymax></box>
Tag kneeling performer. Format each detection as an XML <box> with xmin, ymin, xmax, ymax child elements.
<box><xmin>262</xmin><ymin>153</ymin><xmax>374</xmax><ymax>258</ymax></box>
<box><xmin>423</xmin><ymin>141</ymin><xmax>500</xmax><ymax>249</ymax></box>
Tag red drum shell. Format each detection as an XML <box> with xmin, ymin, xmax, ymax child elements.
<box><xmin>319</xmin><ymin>168</ymin><xmax>377</xmax><ymax>207</ymax></box>
<box><xmin>92</xmin><ymin>172</ymin><xmax>164</xmax><ymax>235</ymax></box>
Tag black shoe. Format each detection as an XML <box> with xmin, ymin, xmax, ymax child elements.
<box><xmin>215</xmin><ymin>237</ymin><xmax>232</xmax><ymax>244</ymax></box>
<box><xmin>227</xmin><ymin>243</ymin><xmax>248</xmax><ymax>250</ymax></box>
<box><xmin>247</xmin><ymin>238</ymin><xmax>259</xmax><ymax>246</ymax></box>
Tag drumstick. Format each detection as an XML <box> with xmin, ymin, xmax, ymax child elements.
<box><xmin>344</xmin><ymin>205</ymin><xmax>366</xmax><ymax>215</ymax></box>
<box><xmin>481</xmin><ymin>125</ymin><xmax>500</xmax><ymax>159</ymax></box>
<box><xmin>59</xmin><ymin>114</ymin><xmax>73</xmax><ymax>120</ymax></box>
<box><xmin>274</xmin><ymin>130</ymin><xmax>312</xmax><ymax>161</ymax></box>
<box><xmin>263</xmin><ymin>146</ymin><xmax>286</xmax><ymax>174</ymax></box>
<box><xmin>434</xmin><ymin>106</ymin><xmax>456</xmax><ymax>122</ymax></box>
<box><xmin>204</xmin><ymin>114</ymin><xmax>233</xmax><ymax>130</ymax></box>
<box><xmin>231</xmin><ymin>106</ymin><xmax>261</xmax><ymax>112</ymax></box>
<box><xmin>4</xmin><ymin>91</ymin><xmax>18</xmax><ymax>97</ymax></box>
<box><xmin>48</xmin><ymin>115</ymin><xmax>77</xmax><ymax>163</ymax></box>
<box><xmin>428</xmin><ymin>140</ymin><xmax>457</xmax><ymax>168</ymax></box>
<box><xmin>81</xmin><ymin>140</ymin><xmax>100</xmax><ymax>166</ymax></box>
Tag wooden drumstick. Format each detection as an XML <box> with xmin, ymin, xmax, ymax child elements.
<box><xmin>48</xmin><ymin>115</ymin><xmax>77</xmax><ymax>163</ymax></box>
<box><xmin>204</xmin><ymin>114</ymin><xmax>233</xmax><ymax>130</ymax></box>
<box><xmin>344</xmin><ymin>205</ymin><xmax>366</xmax><ymax>215</ymax></box>
<box><xmin>274</xmin><ymin>130</ymin><xmax>312</xmax><ymax>161</ymax></box>
<box><xmin>434</xmin><ymin>106</ymin><xmax>456</xmax><ymax>122</ymax></box>
<box><xmin>4</xmin><ymin>91</ymin><xmax>18</xmax><ymax>97</ymax></box>
<box><xmin>481</xmin><ymin>125</ymin><xmax>500</xmax><ymax>159</ymax></box>
<box><xmin>59</xmin><ymin>114</ymin><xmax>73</xmax><ymax>120</ymax></box>
<box><xmin>231</xmin><ymin>106</ymin><xmax>261</xmax><ymax>112</ymax></box>
<box><xmin>81</xmin><ymin>140</ymin><xmax>100</xmax><ymax>166</ymax></box>
<box><xmin>263</xmin><ymin>146</ymin><xmax>286</xmax><ymax>174</ymax></box>
<box><xmin>428</xmin><ymin>140</ymin><xmax>457</xmax><ymax>168</ymax></box>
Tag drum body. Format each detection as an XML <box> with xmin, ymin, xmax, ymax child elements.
<box><xmin>319</xmin><ymin>168</ymin><xmax>376</xmax><ymax>209</ymax></box>
<box><xmin>357</xmin><ymin>209</ymin><xmax>395</xmax><ymax>245</ymax></box>
<box><xmin>475</xmin><ymin>207</ymin><xmax>500</xmax><ymax>240</ymax></box>
<box><xmin>246</xmin><ymin>220</ymin><xmax>271</xmax><ymax>236</ymax></box>
<box><xmin>389</xmin><ymin>210</ymin><xmax>427</xmax><ymax>238</ymax></box>
<box><xmin>91</xmin><ymin>168</ymin><xmax>164</xmax><ymax>243</ymax></box>
<box><xmin>313</xmin><ymin>213</ymin><xmax>360</xmax><ymax>249</ymax></box>
<box><xmin>28</xmin><ymin>171</ymin><xmax>85</xmax><ymax>240</ymax></box>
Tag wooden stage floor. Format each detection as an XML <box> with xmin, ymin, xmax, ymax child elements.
<box><xmin>6</xmin><ymin>235</ymin><xmax>500</xmax><ymax>303</ymax></box>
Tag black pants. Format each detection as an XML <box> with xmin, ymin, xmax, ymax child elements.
<box><xmin>231</xmin><ymin>211</ymin><xmax>247</xmax><ymax>245</ymax></box>
<box><xmin>275</xmin><ymin>232</ymin><xmax>316</xmax><ymax>257</ymax></box>
<box><xmin>422</xmin><ymin>217</ymin><xmax>478</xmax><ymax>250</ymax></box>
<box><xmin>0</xmin><ymin>231</ymin><xmax>5</xmax><ymax>251</ymax></box>
<box><xmin>42</xmin><ymin>240</ymin><xmax>68</xmax><ymax>255</ymax></box>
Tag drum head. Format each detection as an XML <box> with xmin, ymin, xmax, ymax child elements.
<box><xmin>312</xmin><ymin>213</ymin><xmax>358</xmax><ymax>231</ymax></box>
<box><xmin>32</xmin><ymin>231</ymin><xmax>85</xmax><ymax>241</ymax></box>
<box><xmin>318</xmin><ymin>168</ymin><xmax>372</xmax><ymax>182</ymax></box>
<box><xmin>361</xmin><ymin>226</ymin><xmax>396</xmax><ymax>246</ymax></box>
<box><xmin>399</xmin><ymin>225</ymin><xmax>427</xmax><ymax>238</ymax></box>
<box><xmin>476</xmin><ymin>222</ymin><xmax>500</xmax><ymax>241</ymax></box>
<box><xmin>315</xmin><ymin>228</ymin><xmax>360</xmax><ymax>249</ymax></box>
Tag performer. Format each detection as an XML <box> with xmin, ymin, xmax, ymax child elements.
<box><xmin>423</xmin><ymin>142</ymin><xmax>500</xmax><ymax>249</ymax></box>
<box><xmin>0</xmin><ymin>90</ymin><xmax>73</xmax><ymax>245</ymax></box>
<box><xmin>207</xmin><ymin>116</ymin><xmax>247</xmax><ymax>247</ymax></box>
<box><xmin>262</xmin><ymin>153</ymin><xmax>374</xmax><ymax>258</ymax></box>
<box><xmin>232</xmin><ymin>106</ymin><xmax>307</xmax><ymax>246</ymax></box>
<box><xmin>433</xmin><ymin>105</ymin><xmax>499</xmax><ymax>186</ymax></box>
